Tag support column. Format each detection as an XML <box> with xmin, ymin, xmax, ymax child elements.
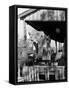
<box><xmin>55</xmin><ymin>41</ymin><xmax>57</xmax><ymax>54</ymax></box>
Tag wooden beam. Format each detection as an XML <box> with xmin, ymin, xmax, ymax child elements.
<box><xmin>18</xmin><ymin>9</ymin><xmax>40</xmax><ymax>20</ymax></box>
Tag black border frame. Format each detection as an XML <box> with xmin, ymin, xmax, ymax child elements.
<box><xmin>9</xmin><ymin>5</ymin><xmax>67</xmax><ymax>85</ymax></box>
